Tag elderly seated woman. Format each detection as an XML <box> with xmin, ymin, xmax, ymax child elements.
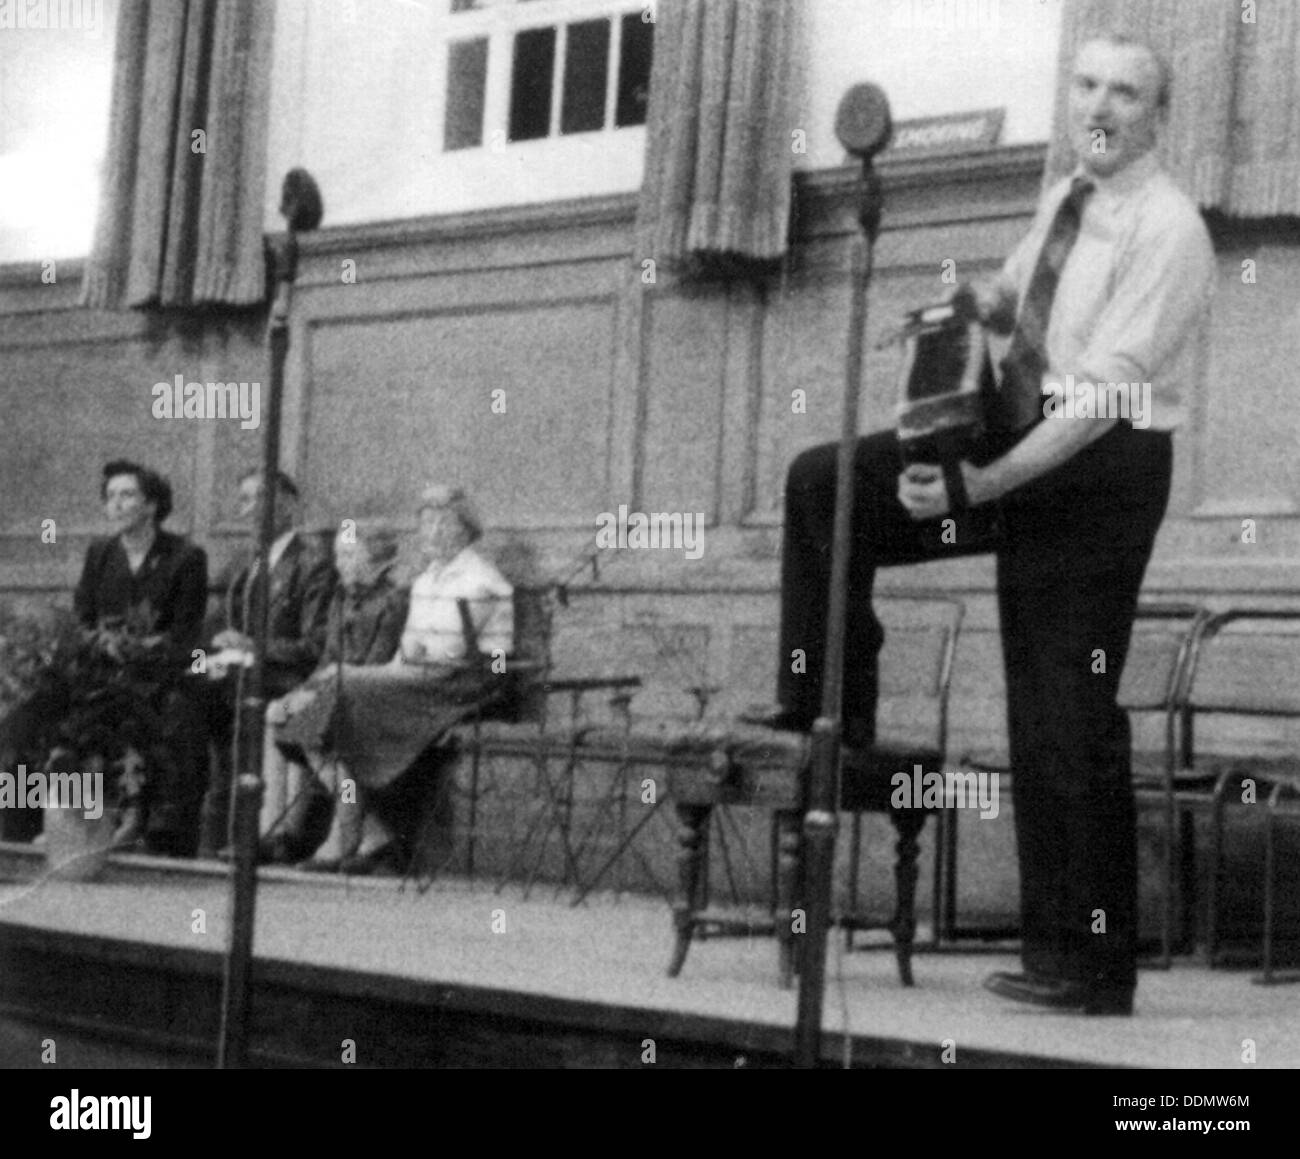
<box><xmin>270</xmin><ymin>485</ymin><xmax>513</xmax><ymax>874</ymax></box>
<box><xmin>258</xmin><ymin>517</ymin><xmax>409</xmax><ymax>864</ymax></box>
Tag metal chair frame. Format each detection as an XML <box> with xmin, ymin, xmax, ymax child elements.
<box><xmin>1182</xmin><ymin>608</ymin><xmax>1300</xmax><ymax>982</ymax></box>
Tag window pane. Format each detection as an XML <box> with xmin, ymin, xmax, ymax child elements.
<box><xmin>561</xmin><ymin>19</ymin><xmax>609</xmax><ymax>135</ymax></box>
<box><xmin>445</xmin><ymin>38</ymin><xmax>489</xmax><ymax>150</ymax></box>
<box><xmin>616</xmin><ymin>11</ymin><xmax>653</xmax><ymax>127</ymax></box>
<box><xmin>509</xmin><ymin>26</ymin><xmax>556</xmax><ymax>142</ymax></box>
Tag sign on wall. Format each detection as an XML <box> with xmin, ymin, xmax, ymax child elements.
<box><xmin>884</xmin><ymin>108</ymin><xmax>1005</xmax><ymax>157</ymax></box>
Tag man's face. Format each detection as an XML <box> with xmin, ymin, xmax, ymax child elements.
<box><xmin>1068</xmin><ymin>40</ymin><xmax>1164</xmax><ymax>179</ymax></box>
<box><xmin>236</xmin><ymin>475</ymin><xmax>295</xmax><ymax>536</ymax></box>
<box><xmin>104</xmin><ymin>473</ymin><xmax>155</xmax><ymax>535</ymax></box>
<box><xmin>334</xmin><ymin>532</ymin><xmax>367</xmax><ymax>587</ymax></box>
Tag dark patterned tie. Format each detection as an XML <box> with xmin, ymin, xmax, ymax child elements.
<box><xmin>993</xmin><ymin>175</ymin><xmax>1095</xmax><ymax>432</ymax></box>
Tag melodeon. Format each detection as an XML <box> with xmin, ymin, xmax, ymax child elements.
<box><xmin>892</xmin><ymin>301</ymin><xmax>995</xmax><ymax>467</ymax></box>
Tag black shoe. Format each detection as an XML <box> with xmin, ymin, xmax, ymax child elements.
<box><xmin>984</xmin><ymin>970</ymin><xmax>1134</xmax><ymax>1016</ymax></box>
<box><xmin>258</xmin><ymin>833</ymin><xmax>302</xmax><ymax>865</ymax></box>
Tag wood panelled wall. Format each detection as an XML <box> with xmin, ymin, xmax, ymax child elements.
<box><xmin>3</xmin><ymin>144</ymin><xmax>1299</xmax><ymax>758</ymax></box>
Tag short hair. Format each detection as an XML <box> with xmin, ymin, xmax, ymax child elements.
<box><xmin>238</xmin><ymin>467</ymin><xmax>300</xmax><ymax>500</ymax></box>
<box><xmin>1081</xmin><ymin>32</ymin><xmax>1173</xmax><ymax>112</ymax></box>
<box><xmin>101</xmin><ymin>459</ymin><xmax>173</xmax><ymax>524</ymax></box>
<box><xmin>418</xmin><ymin>484</ymin><xmax>483</xmax><ymax>543</ymax></box>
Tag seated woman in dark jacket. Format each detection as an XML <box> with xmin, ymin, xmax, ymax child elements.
<box><xmin>21</xmin><ymin>461</ymin><xmax>208</xmax><ymax>853</ymax></box>
<box><xmin>77</xmin><ymin>461</ymin><xmax>209</xmax><ymax>852</ymax></box>
<box><xmin>260</xmin><ymin>518</ymin><xmax>409</xmax><ymax>866</ymax></box>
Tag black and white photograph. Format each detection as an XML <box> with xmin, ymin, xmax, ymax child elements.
<box><xmin>0</xmin><ymin>0</ymin><xmax>1294</xmax><ymax>1114</ymax></box>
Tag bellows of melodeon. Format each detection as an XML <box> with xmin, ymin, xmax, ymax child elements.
<box><xmin>892</xmin><ymin>302</ymin><xmax>994</xmax><ymax>465</ymax></box>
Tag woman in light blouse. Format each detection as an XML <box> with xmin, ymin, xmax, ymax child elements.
<box><xmin>295</xmin><ymin>485</ymin><xmax>514</xmax><ymax>875</ymax></box>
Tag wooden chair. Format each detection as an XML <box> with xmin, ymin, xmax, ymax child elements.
<box><xmin>837</xmin><ymin>594</ymin><xmax>965</xmax><ymax>986</ymax></box>
<box><xmin>1176</xmin><ymin>609</ymin><xmax>1300</xmax><ymax>980</ymax></box>
<box><xmin>666</xmin><ymin>594</ymin><xmax>966</xmax><ymax>988</ymax></box>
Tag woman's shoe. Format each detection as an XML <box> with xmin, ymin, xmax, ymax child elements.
<box><xmin>339</xmin><ymin>843</ymin><xmax>401</xmax><ymax>877</ymax></box>
<box><xmin>111</xmin><ymin>805</ymin><xmax>145</xmax><ymax>849</ymax></box>
<box><xmin>299</xmin><ymin>856</ymin><xmax>343</xmax><ymax>873</ymax></box>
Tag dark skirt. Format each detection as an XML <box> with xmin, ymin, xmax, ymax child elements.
<box><xmin>275</xmin><ymin>662</ymin><xmax>503</xmax><ymax>790</ymax></box>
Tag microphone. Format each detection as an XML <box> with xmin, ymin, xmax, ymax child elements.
<box><xmin>834</xmin><ymin>83</ymin><xmax>892</xmax><ymax>239</ymax></box>
<box><xmin>279</xmin><ymin>168</ymin><xmax>324</xmax><ymax>234</ymax></box>
<box><xmin>834</xmin><ymin>83</ymin><xmax>893</xmax><ymax>160</ymax></box>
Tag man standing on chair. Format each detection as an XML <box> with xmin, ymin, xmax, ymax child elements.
<box><xmin>751</xmin><ymin>35</ymin><xmax>1215</xmax><ymax>1014</ymax></box>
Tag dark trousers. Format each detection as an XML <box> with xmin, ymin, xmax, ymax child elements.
<box><xmin>776</xmin><ymin>421</ymin><xmax>1172</xmax><ymax>990</ymax></box>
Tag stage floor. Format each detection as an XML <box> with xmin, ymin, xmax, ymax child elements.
<box><xmin>0</xmin><ymin>845</ymin><xmax>1294</xmax><ymax>1069</ymax></box>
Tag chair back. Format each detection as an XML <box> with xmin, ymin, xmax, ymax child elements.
<box><xmin>499</xmin><ymin>583</ymin><xmax>554</xmax><ymax>723</ymax></box>
<box><xmin>1118</xmin><ymin>603</ymin><xmax>1209</xmax><ymax>762</ymax></box>
<box><xmin>1182</xmin><ymin>609</ymin><xmax>1300</xmax><ymax>760</ymax></box>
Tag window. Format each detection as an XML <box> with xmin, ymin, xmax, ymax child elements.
<box><xmin>442</xmin><ymin>0</ymin><xmax>653</xmax><ymax>153</ymax></box>
<box><xmin>0</xmin><ymin>3</ymin><xmax>117</xmax><ymax>263</ymax></box>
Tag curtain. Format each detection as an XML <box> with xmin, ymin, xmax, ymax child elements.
<box><xmin>82</xmin><ymin>0</ymin><xmax>274</xmax><ymax>311</ymax></box>
<box><xmin>636</xmin><ymin>0</ymin><xmax>805</xmax><ymax>268</ymax></box>
<box><xmin>1046</xmin><ymin>0</ymin><xmax>1300</xmax><ymax>217</ymax></box>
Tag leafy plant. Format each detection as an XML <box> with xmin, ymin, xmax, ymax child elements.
<box><xmin>0</xmin><ymin>601</ymin><xmax>185</xmax><ymax>803</ymax></box>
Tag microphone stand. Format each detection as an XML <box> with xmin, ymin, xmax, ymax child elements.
<box><xmin>793</xmin><ymin>86</ymin><xmax>891</xmax><ymax>1070</ymax></box>
<box><xmin>217</xmin><ymin>170</ymin><xmax>323</xmax><ymax>1070</ymax></box>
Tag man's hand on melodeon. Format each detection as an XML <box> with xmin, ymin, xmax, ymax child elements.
<box><xmin>947</xmin><ymin>279</ymin><xmax>1016</xmax><ymax>335</ymax></box>
<box><xmin>898</xmin><ymin>463</ymin><xmax>950</xmax><ymax>520</ymax></box>
<box><xmin>898</xmin><ymin>460</ymin><xmax>985</xmax><ymax>521</ymax></box>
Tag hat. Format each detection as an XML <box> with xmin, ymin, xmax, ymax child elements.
<box><xmin>349</xmin><ymin>518</ymin><xmax>402</xmax><ymax>566</ymax></box>
<box><xmin>418</xmin><ymin>484</ymin><xmax>483</xmax><ymax>541</ymax></box>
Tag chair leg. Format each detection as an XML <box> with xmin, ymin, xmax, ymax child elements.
<box><xmin>1263</xmin><ymin>783</ymin><xmax>1279</xmax><ymax>983</ymax></box>
<box><xmin>935</xmin><ymin>805</ymin><xmax>956</xmax><ymax>947</ymax></box>
<box><xmin>776</xmin><ymin>809</ymin><xmax>802</xmax><ymax>989</ymax></box>
<box><xmin>890</xmin><ymin>811</ymin><xmax>926</xmax><ymax>987</ymax></box>
<box><xmin>1207</xmin><ymin>772</ymin><xmax>1231</xmax><ymax>967</ymax></box>
<box><xmin>667</xmin><ymin>803</ymin><xmax>709</xmax><ymax>978</ymax></box>
<box><xmin>844</xmin><ymin>811</ymin><xmax>863</xmax><ymax>951</ymax></box>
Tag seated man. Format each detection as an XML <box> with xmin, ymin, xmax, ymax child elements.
<box><xmin>198</xmin><ymin>469</ymin><xmax>337</xmax><ymax>858</ymax></box>
<box><xmin>751</xmin><ymin>34</ymin><xmax>1215</xmax><ymax>1016</ymax></box>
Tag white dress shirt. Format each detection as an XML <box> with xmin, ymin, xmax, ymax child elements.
<box><xmin>994</xmin><ymin>152</ymin><xmax>1217</xmax><ymax>431</ymax></box>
